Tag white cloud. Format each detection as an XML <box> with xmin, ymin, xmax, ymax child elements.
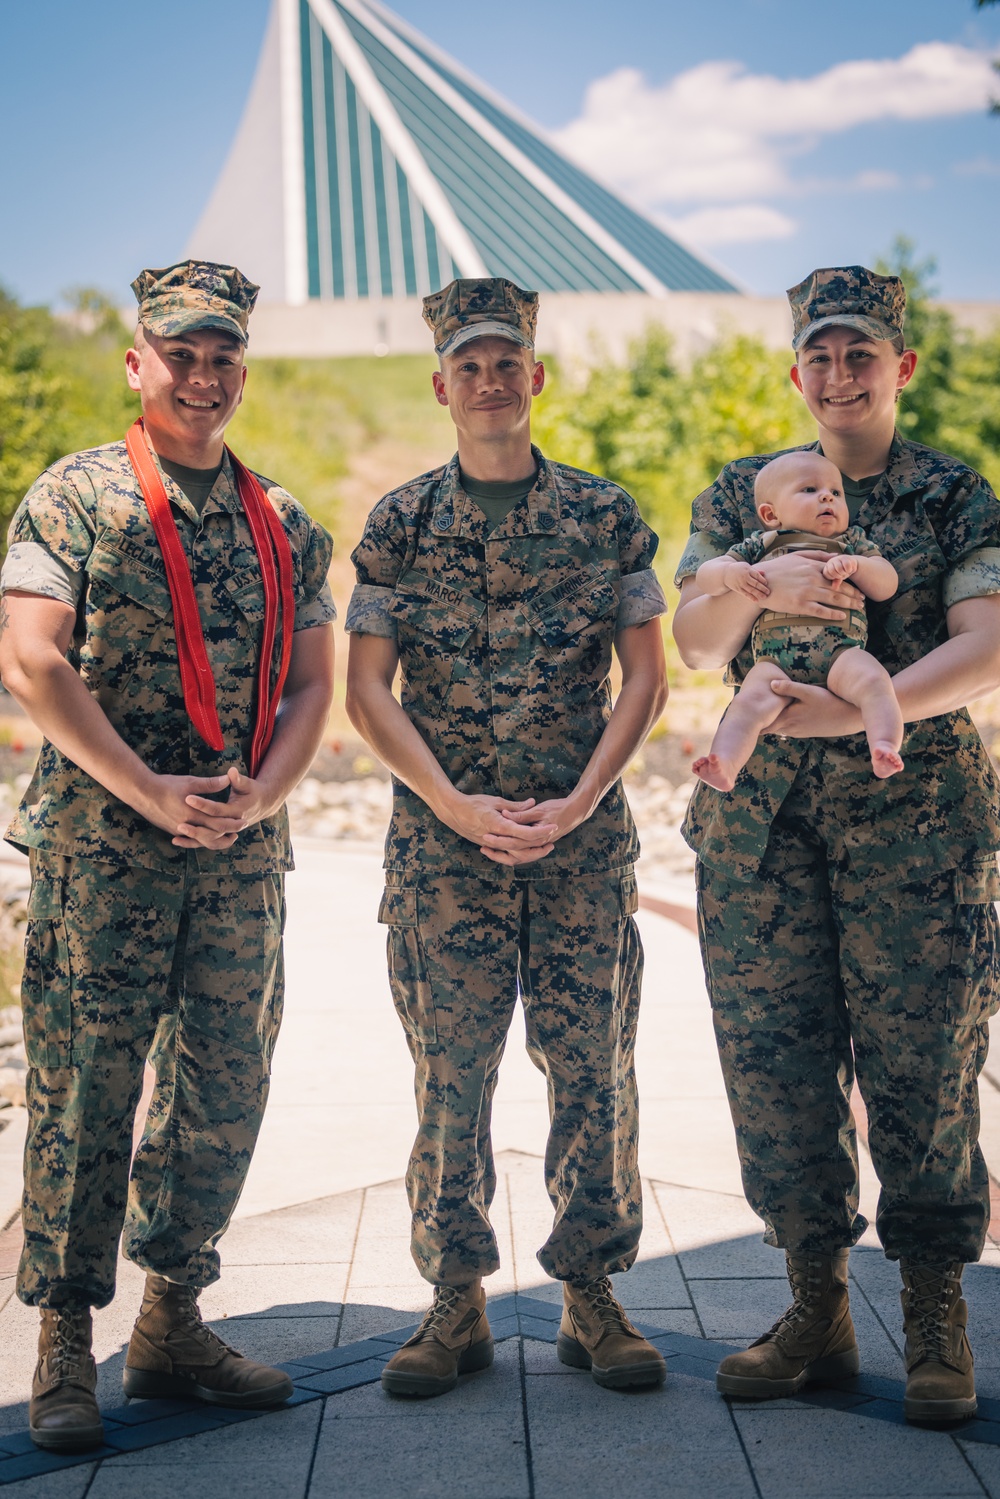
<box><xmin>665</xmin><ymin>204</ymin><xmax>797</xmax><ymax>247</ymax></box>
<box><xmin>552</xmin><ymin>42</ymin><xmax>996</xmax><ymax>209</ymax></box>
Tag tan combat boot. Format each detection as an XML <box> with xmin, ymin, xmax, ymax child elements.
<box><xmin>123</xmin><ymin>1274</ymin><xmax>293</xmax><ymax>1409</ymax></box>
<box><xmin>900</xmin><ymin>1261</ymin><xmax>977</xmax><ymax>1424</ymax></box>
<box><xmin>29</xmin><ymin>1308</ymin><xmax>104</xmax><ymax>1453</ymax></box>
<box><xmin>716</xmin><ymin>1249</ymin><xmax>859</xmax><ymax>1398</ymax></box>
<box><xmin>557</xmin><ymin>1278</ymin><xmax>667</xmax><ymax>1390</ymax></box>
<box><xmin>381</xmin><ymin>1282</ymin><xmax>493</xmax><ymax>1398</ymax></box>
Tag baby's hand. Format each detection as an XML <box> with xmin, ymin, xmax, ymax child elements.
<box><xmin>823</xmin><ymin>555</ymin><xmax>859</xmax><ymax>587</ymax></box>
<box><xmin>726</xmin><ymin>560</ymin><xmax>771</xmax><ymax>601</ymax></box>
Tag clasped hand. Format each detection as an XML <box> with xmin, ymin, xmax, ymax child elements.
<box><xmin>140</xmin><ymin>765</ymin><xmax>273</xmax><ymax>850</ymax></box>
<box><xmin>441</xmin><ymin>790</ymin><xmax>589</xmax><ymax>866</ymax></box>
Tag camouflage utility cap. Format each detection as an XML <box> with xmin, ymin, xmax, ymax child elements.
<box><xmin>423</xmin><ymin>277</ymin><xmax>538</xmax><ymax>357</ymax></box>
<box><xmin>131</xmin><ymin>260</ymin><xmax>260</xmax><ymax>347</ymax></box>
<box><xmin>787</xmin><ymin>266</ymin><xmax>906</xmax><ymax>352</ymax></box>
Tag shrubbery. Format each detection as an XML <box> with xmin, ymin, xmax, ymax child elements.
<box><xmin>1</xmin><ymin>242</ymin><xmax>998</xmax><ymax>560</ymax></box>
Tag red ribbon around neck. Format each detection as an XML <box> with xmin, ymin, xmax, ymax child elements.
<box><xmin>124</xmin><ymin>418</ymin><xmax>295</xmax><ymax>776</ymax></box>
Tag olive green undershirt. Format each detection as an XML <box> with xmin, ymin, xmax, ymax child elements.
<box><xmin>460</xmin><ymin>468</ymin><xmax>537</xmax><ymax>532</ymax></box>
<box><xmin>840</xmin><ymin>471</ymin><xmax>882</xmax><ymax>524</ymax></box>
<box><xmin>160</xmin><ymin>456</ymin><xmax>224</xmax><ymax>516</ymax></box>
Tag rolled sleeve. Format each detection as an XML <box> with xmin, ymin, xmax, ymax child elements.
<box><xmin>615</xmin><ymin>491</ymin><xmax>660</xmax><ymax>577</ymax></box>
<box><xmin>616</xmin><ymin>568</ymin><xmax>666</xmax><ymax>631</ymax></box>
<box><xmin>345</xmin><ymin>583</ymin><xmax>398</xmax><ymax>637</ymax></box>
<box><xmin>674</xmin><ymin>530</ymin><xmax>732</xmax><ymax>586</ymax></box>
<box><xmin>274</xmin><ymin>489</ymin><xmax>336</xmax><ymax>633</ymax></box>
<box><xmin>0</xmin><ymin>541</ymin><xmax>83</xmax><ymax>606</ymax></box>
<box><xmin>943</xmin><ymin>547</ymin><xmax>1000</xmax><ymax>609</ymax></box>
<box><xmin>349</xmin><ymin>493</ymin><xmax>410</xmax><ymax>636</ymax></box>
<box><xmin>294</xmin><ymin>580</ymin><xmax>337</xmax><ymax>632</ymax></box>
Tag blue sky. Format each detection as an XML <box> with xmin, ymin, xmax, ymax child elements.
<box><xmin>1</xmin><ymin>0</ymin><xmax>998</xmax><ymax>306</ymax></box>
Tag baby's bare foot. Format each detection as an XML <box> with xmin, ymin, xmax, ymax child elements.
<box><xmin>693</xmin><ymin>754</ymin><xmax>737</xmax><ymax>793</ymax></box>
<box><xmin>871</xmin><ymin>743</ymin><xmax>904</xmax><ymax>779</ymax></box>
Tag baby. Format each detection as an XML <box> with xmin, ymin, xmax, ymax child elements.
<box><xmin>692</xmin><ymin>450</ymin><xmax>903</xmax><ymax>791</ymax></box>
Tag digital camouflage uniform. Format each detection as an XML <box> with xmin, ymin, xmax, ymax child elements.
<box><xmin>3</xmin><ymin>441</ymin><xmax>336</xmax><ymax>1308</ymax></box>
<box><xmin>348</xmin><ymin>447</ymin><xmax>666</xmax><ymax>1286</ymax></box>
<box><xmin>732</xmin><ymin>526</ymin><xmax>880</xmax><ymax>684</ymax></box>
<box><xmin>676</xmin><ymin>434</ymin><xmax>1000</xmax><ymax>1263</ymax></box>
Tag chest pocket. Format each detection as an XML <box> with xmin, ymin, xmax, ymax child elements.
<box><xmin>86</xmin><ymin>537</ymin><xmax>172</xmax><ymax>617</ymax></box>
<box><xmin>871</xmin><ymin>512</ymin><xmax>949</xmax><ymax>670</ymax></box>
<box><xmin>525</xmin><ymin>566</ymin><xmax>617</xmax><ymax>650</ymax></box>
<box><xmin>227</xmin><ymin>573</ymin><xmax>267</xmax><ymax>624</ymax></box>
<box><xmin>388</xmin><ymin>568</ymin><xmax>486</xmax><ymax>666</ymax></box>
<box><xmin>84</xmin><ymin>536</ymin><xmax>172</xmax><ymax>693</ymax></box>
<box><xmin>879</xmin><ymin>513</ymin><xmax>948</xmax><ymax>595</ymax></box>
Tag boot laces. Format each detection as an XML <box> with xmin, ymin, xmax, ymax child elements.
<box><xmin>576</xmin><ymin>1277</ymin><xmax>633</xmax><ymax>1333</ymax></box>
<box><xmin>415</xmin><ymin>1284</ymin><xmax>466</xmax><ymax>1340</ymax></box>
<box><xmin>47</xmin><ymin>1311</ymin><xmax>90</xmax><ymax>1378</ymax></box>
<box><xmin>772</xmin><ymin>1257</ymin><xmax>826</xmax><ymax>1337</ymax></box>
<box><xmin>163</xmin><ymin>1284</ymin><xmax>233</xmax><ymax>1359</ymax></box>
<box><xmin>904</xmin><ymin>1266</ymin><xmax>958</xmax><ymax>1363</ymax></box>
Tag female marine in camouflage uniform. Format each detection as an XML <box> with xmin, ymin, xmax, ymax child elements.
<box><xmin>673</xmin><ymin>266</ymin><xmax>1000</xmax><ymax>1425</ymax></box>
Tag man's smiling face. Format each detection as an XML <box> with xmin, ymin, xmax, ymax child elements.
<box><xmin>126</xmin><ymin>325</ymin><xmax>247</xmax><ymax>459</ymax></box>
<box><xmin>431</xmin><ymin>336</ymin><xmax>543</xmax><ymax>445</ymax></box>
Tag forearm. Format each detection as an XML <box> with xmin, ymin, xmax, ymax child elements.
<box><xmin>570</xmin><ymin>675</ymin><xmax>666</xmax><ymax>819</ymax></box>
<box><xmin>253</xmin><ymin>680</ymin><xmax>334</xmax><ymax>815</ymax></box>
<box><xmin>347</xmin><ymin>675</ymin><xmax>457</xmax><ymax>821</ymax></box>
<box><xmin>2</xmin><ymin>651</ymin><xmax>155</xmax><ymax>811</ymax></box>
<box><xmin>695</xmin><ymin>556</ymin><xmax>740</xmax><ymax>598</ymax></box>
<box><xmin>673</xmin><ymin>587</ymin><xmax>761</xmax><ymax>668</ymax></box>
<box><xmin>893</xmin><ymin>632</ymin><xmax>1000</xmax><ymax>723</ymax></box>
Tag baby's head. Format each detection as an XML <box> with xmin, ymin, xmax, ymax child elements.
<box><xmin>753</xmin><ymin>451</ymin><xmax>848</xmax><ymax>538</ymax></box>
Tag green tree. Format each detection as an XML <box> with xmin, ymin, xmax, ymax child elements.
<box><xmin>874</xmin><ymin>236</ymin><xmax>956</xmax><ymax>452</ymax></box>
<box><xmin>533</xmin><ymin>326</ymin><xmax>813</xmax><ymax>547</ymax></box>
<box><xmin>43</xmin><ymin>287</ymin><xmax>139</xmax><ymax>458</ymax></box>
<box><xmin>0</xmin><ymin>290</ymin><xmax>66</xmax><ymax>548</ymax></box>
<box><xmin>875</xmin><ymin>237</ymin><xmax>1000</xmax><ymax>490</ymax></box>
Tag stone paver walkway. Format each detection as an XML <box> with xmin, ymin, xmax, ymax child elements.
<box><xmin>3</xmin><ymin>841</ymin><xmax>1000</xmax><ymax>1497</ymax></box>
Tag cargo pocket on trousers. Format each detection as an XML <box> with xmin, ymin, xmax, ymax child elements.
<box><xmin>617</xmin><ymin>872</ymin><xmax>642</xmax><ymax>1053</ymax></box>
<box><xmin>378</xmin><ymin>887</ymin><xmax>439</xmax><ymax>1046</ymax></box>
<box><xmin>22</xmin><ymin>879</ymin><xmax>73</xmax><ymax>1067</ymax></box>
<box><xmin>949</xmin><ymin>855</ymin><xmax>1000</xmax><ymax>1026</ymax></box>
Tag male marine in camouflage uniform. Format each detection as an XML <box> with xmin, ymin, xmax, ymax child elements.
<box><xmin>672</xmin><ymin>266</ymin><xmax>1000</xmax><ymax>1424</ymax></box>
<box><xmin>346</xmin><ymin>279</ymin><xmax>669</xmax><ymax>1398</ymax></box>
<box><xmin>0</xmin><ymin>262</ymin><xmax>336</xmax><ymax>1450</ymax></box>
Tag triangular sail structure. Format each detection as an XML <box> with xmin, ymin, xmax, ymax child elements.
<box><xmin>189</xmin><ymin>0</ymin><xmax>737</xmax><ymax>307</ymax></box>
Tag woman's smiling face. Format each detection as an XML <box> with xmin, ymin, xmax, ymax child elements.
<box><xmin>790</xmin><ymin>325</ymin><xmax>916</xmax><ymax>440</ymax></box>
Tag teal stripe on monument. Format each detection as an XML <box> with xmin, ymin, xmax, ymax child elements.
<box><xmin>299</xmin><ymin>0</ymin><xmax>321</xmax><ymax>299</ymax></box>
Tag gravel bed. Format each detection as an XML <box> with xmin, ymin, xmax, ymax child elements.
<box><xmin>285</xmin><ymin>772</ymin><xmax>696</xmax><ymax>888</ymax></box>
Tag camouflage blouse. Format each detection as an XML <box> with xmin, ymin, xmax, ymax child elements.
<box><xmin>673</xmin><ymin>436</ymin><xmax>1000</xmax><ymax>882</ymax></box>
<box><xmin>2</xmin><ymin>443</ymin><xmax>336</xmax><ymax>873</ymax></box>
<box><xmin>348</xmin><ymin>448</ymin><xmax>667</xmax><ymax>880</ymax></box>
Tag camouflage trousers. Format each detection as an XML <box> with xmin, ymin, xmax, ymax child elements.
<box><xmin>380</xmin><ymin>867</ymin><xmax>643</xmax><ymax>1286</ymax></box>
<box><xmin>696</xmin><ymin>773</ymin><xmax>999</xmax><ymax>1263</ymax></box>
<box><xmin>18</xmin><ymin>851</ymin><xmax>284</xmax><ymax>1310</ymax></box>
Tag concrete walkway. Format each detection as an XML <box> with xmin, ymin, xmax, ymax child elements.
<box><xmin>3</xmin><ymin>842</ymin><xmax>1000</xmax><ymax>1496</ymax></box>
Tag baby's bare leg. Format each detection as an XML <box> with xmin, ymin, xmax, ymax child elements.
<box><xmin>693</xmin><ymin>660</ymin><xmax>791</xmax><ymax>792</ymax></box>
<box><xmin>826</xmin><ymin>647</ymin><xmax>904</xmax><ymax>779</ymax></box>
